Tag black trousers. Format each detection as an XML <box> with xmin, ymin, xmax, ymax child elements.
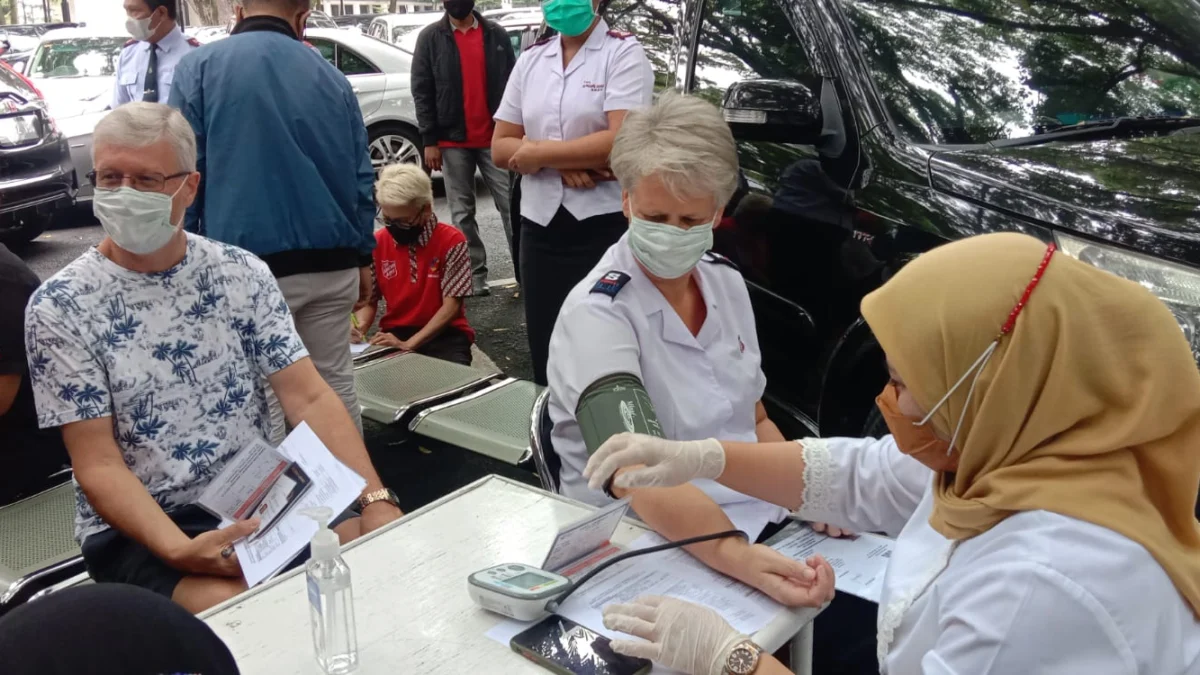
<box><xmin>520</xmin><ymin>207</ymin><xmax>627</xmax><ymax>385</ymax></box>
<box><xmin>387</xmin><ymin>325</ymin><xmax>473</xmax><ymax>366</ymax></box>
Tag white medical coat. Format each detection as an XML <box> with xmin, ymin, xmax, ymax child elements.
<box><xmin>547</xmin><ymin>235</ymin><xmax>787</xmax><ymax>535</ymax></box>
<box><xmin>797</xmin><ymin>435</ymin><xmax>1200</xmax><ymax>674</ymax></box>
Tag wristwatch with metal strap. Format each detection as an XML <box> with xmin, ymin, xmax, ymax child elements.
<box><xmin>723</xmin><ymin>639</ymin><xmax>763</xmax><ymax>675</ymax></box>
<box><xmin>356</xmin><ymin>487</ymin><xmax>401</xmax><ymax>511</ymax></box>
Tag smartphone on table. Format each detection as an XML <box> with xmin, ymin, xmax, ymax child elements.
<box><xmin>510</xmin><ymin>614</ymin><xmax>652</xmax><ymax>675</ymax></box>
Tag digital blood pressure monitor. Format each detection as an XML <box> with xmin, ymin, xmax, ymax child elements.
<box><xmin>467</xmin><ymin>563</ymin><xmax>572</xmax><ymax>621</ymax></box>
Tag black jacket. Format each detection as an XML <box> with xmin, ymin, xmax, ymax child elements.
<box><xmin>411</xmin><ymin>12</ymin><xmax>517</xmax><ymax>147</ymax></box>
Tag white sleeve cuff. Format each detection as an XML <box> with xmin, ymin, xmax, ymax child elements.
<box><xmin>796</xmin><ymin>437</ymin><xmax>835</xmax><ymax>519</ymax></box>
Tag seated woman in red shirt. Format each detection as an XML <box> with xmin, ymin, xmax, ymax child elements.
<box><xmin>352</xmin><ymin>164</ymin><xmax>476</xmax><ymax>365</ymax></box>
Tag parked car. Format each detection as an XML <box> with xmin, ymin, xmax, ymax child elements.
<box><xmin>307</xmin><ymin>10</ymin><xmax>340</xmax><ymax>30</ymax></box>
<box><xmin>305</xmin><ymin>28</ymin><xmax>423</xmax><ymax>174</ymax></box>
<box><xmin>25</xmin><ymin>28</ymin><xmax>126</xmax><ymax>203</ymax></box>
<box><xmin>333</xmin><ymin>13</ymin><xmax>383</xmax><ymax>32</ymax></box>
<box><xmin>578</xmin><ymin>0</ymin><xmax>1200</xmax><ymax>440</ymax></box>
<box><xmin>397</xmin><ymin>10</ymin><xmax>544</xmax><ymax>53</ymax></box>
<box><xmin>365</xmin><ymin>12</ymin><xmax>442</xmax><ymax>45</ymax></box>
<box><xmin>185</xmin><ymin>25</ymin><xmax>229</xmax><ymax>44</ymax></box>
<box><xmin>0</xmin><ymin>60</ymin><xmax>74</xmax><ymax>245</ymax></box>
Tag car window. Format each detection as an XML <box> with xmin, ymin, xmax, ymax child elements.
<box><xmin>28</xmin><ymin>38</ymin><xmax>125</xmax><ymax>79</ymax></box>
<box><xmin>603</xmin><ymin>0</ymin><xmax>679</xmax><ymax>91</ymax></box>
<box><xmin>309</xmin><ymin>38</ymin><xmax>337</xmax><ymax>66</ymax></box>
<box><xmin>338</xmin><ymin>46</ymin><xmax>377</xmax><ymax>76</ymax></box>
<box><xmin>688</xmin><ymin>0</ymin><xmax>817</xmax><ymax>105</ymax></box>
<box><xmin>841</xmin><ymin>0</ymin><xmax>1200</xmax><ymax>144</ymax></box>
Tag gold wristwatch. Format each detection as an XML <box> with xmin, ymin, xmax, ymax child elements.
<box><xmin>357</xmin><ymin>487</ymin><xmax>400</xmax><ymax>511</ymax></box>
<box><xmin>724</xmin><ymin>639</ymin><xmax>763</xmax><ymax>675</ymax></box>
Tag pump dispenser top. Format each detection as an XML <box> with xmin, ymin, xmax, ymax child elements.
<box><xmin>303</xmin><ymin>507</ymin><xmax>339</xmax><ymax>562</ymax></box>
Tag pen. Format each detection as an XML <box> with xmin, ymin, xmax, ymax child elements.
<box><xmin>350</xmin><ymin>313</ymin><xmax>360</xmax><ymax>330</ymax></box>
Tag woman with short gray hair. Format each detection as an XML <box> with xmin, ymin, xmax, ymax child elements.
<box><xmin>544</xmin><ymin>94</ymin><xmax>831</xmax><ymax>620</ymax></box>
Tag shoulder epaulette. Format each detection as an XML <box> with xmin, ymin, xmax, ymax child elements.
<box><xmin>186</xmin><ymin>37</ymin><xmax>201</xmax><ymax>48</ymax></box>
<box><xmin>606</xmin><ymin>30</ymin><xmax>633</xmax><ymax>39</ymax></box>
<box><xmin>702</xmin><ymin>251</ymin><xmax>739</xmax><ymax>271</ymax></box>
<box><xmin>590</xmin><ymin>270</ymin><xmax>631</xmax><ymax>299</ymax></box>
<box><xmin>124</xmin><ymin>39</ymin><xmax>137</xmax><ymax>48</ymax></box>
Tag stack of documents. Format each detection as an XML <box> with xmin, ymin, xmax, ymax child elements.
<box><xmin>200</xmin><ymin>423</ymin><xmax>366</xmax><ymax>587</ymax></box>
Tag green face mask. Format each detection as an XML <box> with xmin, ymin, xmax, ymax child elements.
<box><xmin>543</xmin><ymin>0</ymin><xmax>596</xmax><ymax>37</ymax></box>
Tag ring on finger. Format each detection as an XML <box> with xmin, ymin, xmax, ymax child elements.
<box><xmin>221</xmin><ymin>545</ymin><xmax>235</xmax><ymax>559</ymax></box>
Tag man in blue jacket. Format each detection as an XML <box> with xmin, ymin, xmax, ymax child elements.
<box><xmin>169</xmin><ymin>0</ymin><xmax>374</xmax><ymax>437</ymax></box>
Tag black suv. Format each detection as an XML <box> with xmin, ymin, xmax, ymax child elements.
<box><xmin>600</xmin><ymin>0</ymin><xmax>1200</xmax><ymax>438</ymax></box>
<box><xmin>0</xmin><ymin>63</ymin><xmax>74</xmax><ymax>246</ymax></box>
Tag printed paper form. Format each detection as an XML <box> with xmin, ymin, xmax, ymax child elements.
<box><xmin>487</xmin><ymin>531</ymin><xmax>782</xmax><ymax>661</ymax></box>
<box><xmin>767</xmin><ymin>522</ymin><xmax>893</xmax><ymax>603</ymax></box>
<box><xmin>350</xmin><ymin>342</ymin><xmax>372</xmax><ymax>355</ymax></box>
<box><xmin>226</xmin><ymin>423</ymin><xmax>366</xmax><ymax>587</ymax></box>
<box><xmin>196</xmin><ymin>438</ymin><xmax>291</xmax><ymax>522</ymax></box>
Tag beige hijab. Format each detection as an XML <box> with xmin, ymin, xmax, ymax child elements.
<box><xmin>861</xmin><ymin>232</ymin><xmax>1200</xmax><ymax>617</ymax></box>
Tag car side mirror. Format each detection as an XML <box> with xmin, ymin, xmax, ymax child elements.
<box><xmin>722</xmin><ymin>78</ymin><xmax>823</xmax><ymax>144</ymax></box>
<box><xmin>10</xmin><ymin>58</ymin><xmax>28</xmax><ymax>75</ymax></box>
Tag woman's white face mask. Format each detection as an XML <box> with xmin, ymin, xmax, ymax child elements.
<box><xmin>93</xmin><ymin>183</ymin><xmax>185</xmax><ymax>255</ymax></box>
<box><xmin>627</xmin><ymin>201</ymin><xmax>716</xmax><ymax>279</ymax></box>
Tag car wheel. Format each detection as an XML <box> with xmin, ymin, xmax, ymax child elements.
<box><xmin>0</xmin><ymin>212</ymin><xmax>50</xmax><ymax>247</ymax></box>
<box><xmin>367</xmin><ymin>124</ymin><xmax>423</xmax><ymax>177</ymax></box>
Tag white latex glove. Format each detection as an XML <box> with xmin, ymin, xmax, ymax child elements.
<box><xmin>583</xmin><ymin>432</ymin><xmax>725</xmax><ymax>492</ymax></box>
<box><xmin>603</xmin><ymin>595</ymin><xmax>746</xmax><ymax>675</ymax></box>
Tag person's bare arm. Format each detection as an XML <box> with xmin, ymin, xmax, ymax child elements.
<box><xmin>269</xmin><ymin>357</ymin><xmax>402</xmax><ymax>530</ymax></box>
<box><xmin>0</xmin><ymin>373</ymin><xmax>20</xmax><ymax>416</ymax></box>
<box><xmin>492</xmin><ymin>120</ymin><xmax>526</xmax><ymax>168</ymax></box>
<box><xmin>754</xmin><ymin>400</ymin><xmax>785</xmax><ymax>443</ymax></box>
<box><xmin>612</xmin><ymin>479</ymin><xmax>817</xmax><ymax>606</ymax></box>
<box><xmin>715</xmin><ymin>440</ymin><xmax>808</xmax><ymax>511</ymax></box>
<box><xmin>63</xmin><ymin>418</ymin><xmax>192</xmax><ymax>561</ymax></box>
<box><xmin>401</xmin><ymin>296</ymin><xmax>462</xmax><ymax>350</ymax></box>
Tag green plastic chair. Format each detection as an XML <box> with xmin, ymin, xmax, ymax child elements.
<box><xmin>354</xmin><ymin>350</ymin><xmax>500</xmax><ymax>425</ymax></box>
<box><xmin>0</xmin><ymin>482</ymin><xmax>85</xmax><ymax>610</ymax></box>
<box><xmin>408</xmin><ymin>379</ymin><xmax>545</xmax><ymax>465</ymax></box>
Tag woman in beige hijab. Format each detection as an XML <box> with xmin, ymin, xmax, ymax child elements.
<box><xmin>583</xmin><ymin>232</ymin><xmax>1200</xmax><ymax>675</ymax></box>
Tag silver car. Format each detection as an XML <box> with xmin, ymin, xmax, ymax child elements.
<box><xmin>305</xmin><ymin>28</ymin><xmax>424</xmax><ymax>175</ymax></box>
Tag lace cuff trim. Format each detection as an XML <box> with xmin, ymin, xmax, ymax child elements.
<box><xmin>797</xmin><ymin>438</ymin><xmax>835</xmax><ymax>517</ymax></box>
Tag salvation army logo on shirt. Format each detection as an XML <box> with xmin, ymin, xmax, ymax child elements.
<box><xmin>382</xmin><ymin>260</ymin><xmax>397</xmax><ymax>280</ymax></box>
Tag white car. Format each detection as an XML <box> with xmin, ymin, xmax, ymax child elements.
<box><xmin>364</xmin><ymin>12</ymin><xmax>443</xmax><ymax>46</ymax></box>
<box><xmin>295</xmin><ymin>28</ymin><xmax>425</xmax><ymax>175</ymax></box>
<box><xmin>24</xmin><ymin>27</ymin><xmax>126</xmax><ymax>201</ymax></box>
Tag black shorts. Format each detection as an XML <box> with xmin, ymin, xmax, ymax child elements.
<box><xmin>81</xmin><ymin>504</ymin><xmax>357</xmax><ymax>599</ymax></box>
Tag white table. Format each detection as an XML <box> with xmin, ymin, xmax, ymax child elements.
<box><xmin>202</xmin><ymin>475</ymin><xmax>820</xmax><ymax>674</ymax></box>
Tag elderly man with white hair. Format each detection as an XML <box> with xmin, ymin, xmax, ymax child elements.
<box><xmin>545</xmin><ymin>93</ymin><xmax>834</xmax><ymax>614</ymax></box>
<box><xmin>23</xmin><ymin>102</ymin><xmax>402</xmax><ymax>613</ymax></box>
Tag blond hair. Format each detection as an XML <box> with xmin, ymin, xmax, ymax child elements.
<box><xmin>375</xmin><ymin>163</ymin><xmax>433</xmax><ymax>210</ymax></box>
<box><xmin>610</xmin><ymin>93</ymin><xmax>739</xmax><ymax>204</ymax></box>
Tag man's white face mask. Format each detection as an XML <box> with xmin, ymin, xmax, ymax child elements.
<box><xmin>93</xmin><ymin>182</ymin><xmax>185</xmax><ymax>255</ymax></box>
<box><xmin>125</xmin><ymin>13</ymin><xmax>157</xmax><ymax>41</ymax></box>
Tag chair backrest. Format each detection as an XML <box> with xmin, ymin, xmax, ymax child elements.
<box><xmin>407</xmin><ymin>379</ymin><xmax>542</xmax><ymax>466</ymax></box>
<box><xmin>529</xmin><ymin>389</ymin><xmax>562</xmax><ymax>493</ymax></box>
<box><xmin>0</xmin><ymin>482</ymin><xmax>85</xmax><ymax>611</ymax></box>
<box><xmin>354</xmin><ymin>351</ymin><xmax>499</xmax><ymax>425</ymax></box>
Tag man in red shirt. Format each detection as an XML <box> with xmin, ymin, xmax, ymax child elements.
<box><xmin>411</xmin><ymin>0</ymin><xmax>516</xmax><ymax>296</ymax></box>
<box><xmin>352</xmin><ymin>164</ymin><xmax>476</xmax><ymax>365</ymax></box>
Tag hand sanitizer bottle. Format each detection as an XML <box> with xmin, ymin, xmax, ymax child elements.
<box><xmin>303</xmin><ymin>507</ymin><xmax>358</xmax><ymax>674</ymax></box>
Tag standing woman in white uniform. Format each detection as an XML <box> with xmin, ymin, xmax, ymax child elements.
<box><xmin>586</xmin><ymin>233</ymin><xmax>1200</xmax><ymax>675</ymax></box>
<box><xmin>491</xmin><ymin>0</ymin><xmax>654</xmax><ymax>385</ymax></box>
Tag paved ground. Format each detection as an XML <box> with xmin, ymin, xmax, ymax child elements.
<box><xmin>12</xmin><ymin>174</ymin><xmax>540</xmax><ymax>509</ymax></box>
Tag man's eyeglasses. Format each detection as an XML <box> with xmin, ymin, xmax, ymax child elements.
<box><xmin>87</xmin><ymin>170</ymin><xmax>190</xmax><ymax>193</ymax></box>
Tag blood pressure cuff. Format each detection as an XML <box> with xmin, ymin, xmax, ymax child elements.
<box><xmin>576</xmin><ymin>372</ymin><xmax>665</xmax><ymax>456</ymax></box>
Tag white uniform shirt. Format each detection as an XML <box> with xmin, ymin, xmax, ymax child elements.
<box><xmin>547</xmin><ymin>234</ymin><xmax>788</xmax><ymax>534</ymax></box>
<box><xmin>111</xmin><ymin>26</ymin><xmax>197</xmax><ymax>109</ymax></box>
<box><xmin>493</xmin><ymin>20</ymin><xmax>654</xmax><ymax>226</ymax></box>
<box><xmin>798</xmin><ymin>435</ymin><xmax>1200</xmax><ymax>674</ymax></box>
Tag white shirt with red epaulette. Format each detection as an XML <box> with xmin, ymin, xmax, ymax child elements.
<box><xmin>494</xmin><ymin>19</ymin><xmax>654</xmax><ymax>226</ymax></box>
<box><xmin>111</xmin><ymin>25</ymin><xmax>200</xmax><ymax>109</ymax></box>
